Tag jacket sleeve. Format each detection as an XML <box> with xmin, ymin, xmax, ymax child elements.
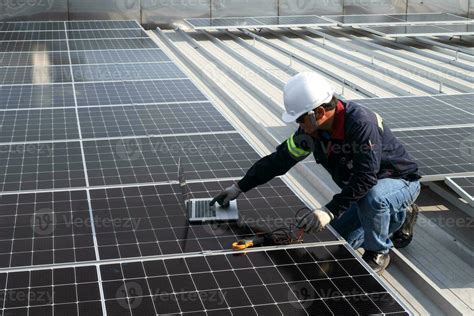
<box><xmin>325</xmin><ymin>121</ymin><xmax>382</xmax><ymax>217</ymax></box>
<box><xmin>238</xmin><ymin>128</ymin><xmax>312</xmax><ymax>192</ymax></box>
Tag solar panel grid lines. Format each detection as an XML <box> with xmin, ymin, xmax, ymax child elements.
<box><xmin>89</xmin><ymin>178</ymin><xmax>336</xmax><ymax>261</ymax></box>
<box><xmin>99</xmin><ymin>244</ymin><xmax>408</xmax><ymax>315</ymax></box>
<box><xmin>69</xmin><ymin>49</ymin><xmax>171</xmax><ymax>65</ymax></box>
<box><xmin>393</xmin><ymin>126</ymin><xmax>474</xmax><ymax>179</ymax></box>
<box><xmin>445</xmin><ymin>176</ymin><xmax>474</xmax><ymax>206</ymax></box>
<box><xmin>0</xmin><ymin>40</ymin><xmax>68</xmax><ymax>53</ymax></box>
<box><xmin>67</xmin><ymin>29</ymin><xmax>149</xmax><ymax>40</ymax></box>
<box><xmin>74</xmin><ymin>79</ymin><xmax>208</xmax><ymax>107</ymax></box>
<box><xmin>0</xmin><ymin>108</ymin><xmax>80</xmax><ymax>143</ymax></box>
<box><xmin>0</xmin><ymin>21</ymin><xmax>66</xmax><ymax>32</ymax></box>
<box><xmin>68</xmin><ymin>38</ymin><xmax>159</xmax><ymax>51</ymax></box>
<box><xmin>0</xmin><ymin>190</ymin><xmax>96</xmax><ymax>268</ymax></box>
<box><xmin>185</xmin><ymin>15</ymin><xmax>336</xmax><ymax>30</ymax></box>
<box><xmin>71</xmin><ymin>62</ymin><xmax>187</xmax><ymax>83</ymax></box>
<box><xmin>0</xmin><ymin>51</ymin><xmax>71</xmax><ymax>67</ymax></box>
<box><xmin>0</xmin><ymin>265</ymin><xmax>103</xmax><ymax>315</ymax></box>
<box><xmin>323</xmin><ymin>12</ymin><xmax>474</xmax><ymax>26</ymax></box>
<box><xmin>0</xmin><ymin>31</ymin><xmax>66</xmax><ymax>42</ymax></box>
<box><xmin>82</xmin><ymin>133</ymin><xmax>261</xmax><ymax>186</ymax></box>
<box><xmin>77</xmin><ymin>102</ymin><xmax>236</xmax><ymax>139</ymax></box>
<box><xmin>360</xmin><ymin>24</ymin><xmax>474</xmax><ymax>37</ymax></box>
<box><xmin>433</xmin><ymin>93</ymin><xmax>474</xmax><ymax>115</ymax></box>
<box><xmin>354</xmin><ymin>95</ymin><xmax>474</xmax><ymax>129</ymax></box>
<box><xmin>0</xmin><ymin>140</ymin><xmax>87</xmax><ymax>192</ymax></box>
<box><xmin>0</xmin><ymin>84</ymin><xmax>76</xmax><ymax>110</ymax></box>
<box><xmin>0</xmin><ymin>65</ymin><xmax>73</xmax><ymax>85</ymax></box>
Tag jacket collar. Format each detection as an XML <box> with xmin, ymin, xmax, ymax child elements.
<box><xmin>331</xmin><ymin>100</ymin><xmax>345</xmax><ymax>140</ymax></box>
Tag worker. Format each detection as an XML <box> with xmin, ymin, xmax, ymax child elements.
<box><xmin>211</xmin><ymin>72</ymin><xmax>421</xmax><ymax>274</ymax></box>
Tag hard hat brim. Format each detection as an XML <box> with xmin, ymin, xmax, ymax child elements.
<box><xmin>282</xmin><ymin>110</ymin><xmax>306</xmax><ymax>123</ymax></box>
<box><xmin>281</xmin><ymin>93</ymin><xmax>333</xmax><ymax>123</ymax></box>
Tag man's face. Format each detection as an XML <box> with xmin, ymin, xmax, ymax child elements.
<box><xmin>297</xmin><ymin>107</ymin><xmax>325</xmax><ymax>134</ymax></box>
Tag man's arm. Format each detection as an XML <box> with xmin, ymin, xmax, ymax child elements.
<box><xmin>238</xmin><ymin>128</ymin><xmax>312</xmax><ymax>192</ymax></box>
<box><xmin>325</xmin><ymin>122</ymin><xmax>382</xmax><ymax>217</ymax></box>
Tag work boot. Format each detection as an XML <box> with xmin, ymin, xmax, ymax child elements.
<box><xmin>392</xmin><ymin>203</ymin><xmax>419</xmax><ymax>248</ymax></box>
<box><xmin>362</xmin><ymin>250</ymin><xmax>390</xmax><ymax>275</ymax></box>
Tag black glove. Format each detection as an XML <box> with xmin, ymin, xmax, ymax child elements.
<box><xmin>210</xmin><ymin>184</ymin><xmax>242</xmax><ymax>207</ymax></box>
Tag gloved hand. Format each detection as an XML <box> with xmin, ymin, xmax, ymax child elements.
<box><xmin>210</xmin><ymin>184</ymin><xmax>242</xmax><ymax>207</ymax></box>
<box><xmin>297</xmin><ymin>208</ymin><xmax>334</xmax><ymax>233</ymax></box>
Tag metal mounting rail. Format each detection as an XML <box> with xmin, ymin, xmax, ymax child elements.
<box><xmin>305</xmin><ymin>28</ymin><xmax>473</xmax><ymax>93</ymax></box>
<box><xmin>350</xmin><ymin>28</ymin><xmax>473</xmax><ymax>72</ymax></box>
<box><xmin>329</xmin><ymin>28</ymin><xmax>474</xmax><ymax>86</ymax></box>
<box><xmin>238</xmin><ymin>29</ymin><xmax>377</xmax><ymax>98</ymax></box>
<box><xmin>200</xmin><ymin>30</ymin><xmax>286</xmax><ymax>89</ymax></box>
<box><xmin>286</xmin><ymin>28</ymin><xmax>442</xmax><ymax>95</ymax></box>
<box><xmin>244</xmin><ymin>31</ymin><xmax>413</xmax><ymax>96</ymax></box>
<box><xmin>260</xmin><ymin>28</ymin><xmax>414</xmax><ymax>96</ymax></box>
<box><xmin>413</xmin><ymin>37</ymin><xmax>474</xmax><ymax>58</ymax></box>
<box><xmin>175</xmin><ymin>28</ymin><xmax>284</xmax><ymax>117</ymax></box>
<box><xmin>223</xmin><ymin>30</ymin><xmax>359</xmax><ymax>99</ymax></box>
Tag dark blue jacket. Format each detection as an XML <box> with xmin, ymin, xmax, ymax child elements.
<box><xmin>238</xmin><ymin>100</ymin><xmax>420</xmax><ymax>217</ymax></box>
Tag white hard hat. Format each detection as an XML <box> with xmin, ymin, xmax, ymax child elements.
<box><xmin>281</xmin><ymin>72</ymin><xmax>334</xmax><ymax>123</ymax></box>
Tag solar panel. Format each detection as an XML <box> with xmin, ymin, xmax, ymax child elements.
<box><xmin>0</xmin><ymin>51</ymin><xmax>71</xmax><ymax>67</ymax></box>
<box><xmin>324</xmin><ymin>13</ymin><xmax>474</xmax><ymax>26</ymax></box>
<box><xmin>393</xmin><ymin>127</ymin><xmax>474</xmax><ymax>180</ymax></box>
<box><xmin>78</xmin><ymin>102</ymin><xmax>236</xmax><ymax>138</ymax></box>
<box><xmin>0</xmin><ymin>265</ymin><xmax>102</xmax><ymax>315</ymax></box>
<box><xmin>67</xmin><ymin>29</ymin><xmax>149</xmax><ymax>40</ymax></box>
<box><xmin>0</xmin><ymin>65</ymin><xmax>72</xmax><ymax>85</ymax></box>
<box><xmin>0</xmin><ymin>190</ymin><xmax>95</xmax><ymax>267</ymax></box>
<box><xmin>69</xmin><ymin>49</ymin><xmax>171</xmax><ymax>64</ymax></box>
<box><xmin>74</xmin><ymin>79</ymin><xmax>208</xmax><ymax>106</ymax></box>
<box><xmin>71</xmin><ymin>62</ymin><xmax>186</xmax><ymax>82</ymax></box>
<box><xmin>0</xmin><ymin>40</ymin><xmax>68</xmax><ymax>53</ymax></box>
<box><xmin>353</xmin><ymin>95</ymin><xmax>474</xmax><ymax>129</ymax></box>
<box><xmin>0</xmin><ymin>84</ymin><xmax>75</xmax><ymax>110</ymax></box>
<box><xmin>445</xmin><ymin>176</ymin><xmax>474</xmax><ymax>206</ymax></box>
<box><xmin>0</xmin><ymin>108</ymin><xmax>79</xmax><ymax>143</ymax></box>
<box><xmin>0</xmin><ymin>21</ymin><xmax>65</xmax><ymax>32</ymax></box>
<box><xmin>185</xmin><ymin>15</ymin><xmax>336</xmax><ymax>30</ymax></box>
<box><xmin>0</xmin><ymin>31</ymin><xmax>66</xmax><ymax>41</ymax></box>
<box><xmin>83</xmin><ymin>133</ymin><xmax>260</xmax><ymax>186</ymax></box>
<box><xmin>99</xmin><ymin>244</ymin><xmax>408</xmax><ymax>315</ymax></box>
<box><xmin>433</xmin><ymin>93</ymin><xmax>474</xmax><ymax>115</ymax></box>
<box><xmin>360</xmin><ymin>24</ymin><xmax>474</xmax><ymax>37</ymax></box>
<box><xmin>0</xmin><ymin>141</ymin><xmax>86</xmax><ymax>192</ymax></box>
<box><xmin>68</xmin><ymin>38</ymin><xmax>158</xmax><ymax>51</ymax></box>
<box><xmin>90</xmin><ymin>178</ymin><xmax>336</xmax><ymax>260</ymax></box>
<box><xmin>66</xmin><ymin>20</ymin><xmax>141</xmax><ymax>30</ymax></box>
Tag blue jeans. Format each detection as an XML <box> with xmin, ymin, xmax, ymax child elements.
<box><xmin>331</xmin><ymin>178</ymin><xmax>421</xmax><ymax>254</ymax></box>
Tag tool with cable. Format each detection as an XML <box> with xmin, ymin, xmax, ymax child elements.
<box><xmin>232</xmin><ymin>207</ymin><xmax>312</xmax><ymax>250</ymax></box>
